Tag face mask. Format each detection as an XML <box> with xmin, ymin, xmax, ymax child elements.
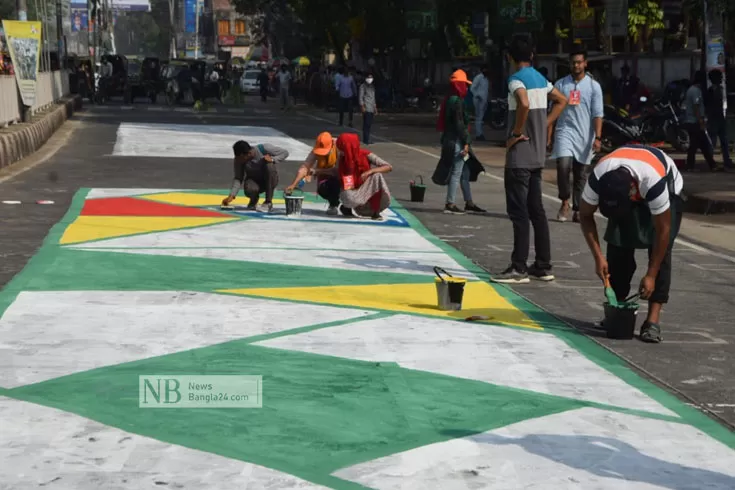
<box><xmin>366</xmin><ymin>77</ymin><xmax>374</xmax><ymax>84</ymax></box>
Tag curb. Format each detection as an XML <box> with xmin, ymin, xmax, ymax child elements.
<box><xmin>681</xmin><ymin>191</ymin><xmax>735</xmax><ymax>215</ymax></box>
<box><xmin>0</xmin><ymin>96</ymin><xmax>82</xmax><ymax>170</ymax></box>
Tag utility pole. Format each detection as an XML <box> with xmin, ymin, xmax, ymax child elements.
<box><xmin>56</xmin><ymin>0</ymin><xmax>63</xmax><ymax>66</ymax></box>
<box><xmin>194</xmin><ymin>0</ymin><xmax>200</xmax><ymax>59</ymax></box>
<box><xmin>168</xmin><ymin>0</ymin><xmax>176</xmax><ymax>59</ymax></box>
<box><xmin>16</xmin><ymin>0</ymin><xmax>27</xmax><ymax>21</ymax></box>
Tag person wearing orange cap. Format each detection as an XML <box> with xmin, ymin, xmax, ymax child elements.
<box><xmin>435</xmin><ymin>69</ymin><xmax>486</xmax><ymax>214</ymax></box>
<box><xmin>285</xmin><ymin>132</ymin><xmax>349</xmax><ymax>216</ymax></box>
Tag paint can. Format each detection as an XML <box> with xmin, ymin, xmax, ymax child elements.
<box><xmin>409</xmin><ymin>175</ymin><xmax>426</xmax><ymax>202</ymax></box>
<box><xmin>284</xmin><ymin>189</ymin><xmax>304</xmax><ymax>217</ymax></box>
<box><xmin>603</xmin><ymin>301</ymin><xmax>639</xmax><ymax>339</ymax></box>
<box><xmin>434</xmin><ymin>266</ymin><xmax>466</xmax><ymax>311</ymax></box>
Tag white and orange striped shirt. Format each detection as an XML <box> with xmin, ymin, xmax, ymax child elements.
<box><xmin>582</xmin><ymin>145</ymin><xmax>683</xmax><ymax>215</ymax></box>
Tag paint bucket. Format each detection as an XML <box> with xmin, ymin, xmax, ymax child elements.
<box><xmin>409</xmin><ymin>175</ymin><xmax>426</xmax><ymax>202</ymax></box>
<box><xmin>284</xmin><ymin>189</ymin><xmax>304</xmax><ymax>217</ymax></box>
<box><xmin>434</xmin><ymin>266</ymin><xmax>466</xmax><ymax>311</ymax></box>
<box><xmin>603</xmin><ymin>301</ymin><xmax>639</xmax><ymax>339</ymax></box>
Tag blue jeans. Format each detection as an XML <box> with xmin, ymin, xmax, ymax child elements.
<box><xmin>446</xmin><ymin>143</ymin><xmax>472</xmax><ymax>204</ymax></box>
<box><xmin>708</xmin><ymin>119</ymin><xmax>733</xmax><ymax>166</ymax></box>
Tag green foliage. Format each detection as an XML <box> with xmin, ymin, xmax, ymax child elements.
<box><xmin>0</xmin><ymin>0</ymin><xmax>15</xmax><ymax>20</ymax></box>
<box><xmin>628</xmin><ymin>1</ymin><xmax>664</xmax><ymax>44</ymax></box>
<box><xmin>457</xmin><ymin>23</ymin><xmax>481</xmax><ymax>57</ymax></box>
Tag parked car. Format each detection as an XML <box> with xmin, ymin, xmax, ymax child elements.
<box><xmin>240</xmin><ymin>69</ymin><xmax>261</xmax><ymax>94</ymax></box>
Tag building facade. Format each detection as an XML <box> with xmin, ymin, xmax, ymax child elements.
<box><xmin>212</xmin><ymin>0</ymin><xmax>253</xmax><ymax>60</ymax></box>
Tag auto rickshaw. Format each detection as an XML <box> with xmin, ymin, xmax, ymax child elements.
<box><xmin>96</xmin><ymin>54</ymin><xmax>128</xmax><ymax>103</ymax></box>
<box><xmin>125</xmin><ymin>56</ymin><xmax>161</xmax><ymax>103</ymax></box>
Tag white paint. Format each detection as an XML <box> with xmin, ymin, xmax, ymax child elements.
<box><xmin>2</xmin><ymin>200</ymin><xmax>21</xmax><ymax>204</ymax></box>
<box><xmin>69</xmin><ymin>247</ymin><xmax>476</xmax><ymax>279</ymax></box>
<box><xmin>306</xmin><ymin>111</ymin><xmax>735</xmax><ymax>265</ymax></box>
<box><xmin>0</xmin><ymin>397</ymin><xmax>328</xmax><ymax>489</ymax></box>
<box><xmin>690</xmin><ymin>263</ymin><xmax>735</xmax><ymax>271</ymax></box>
<box><xmin>255</xmin><ymin>314</ymin><xmax>676</xmax><ymax>416</ymax></box>
<box><xmin>681</xmin><ymin>375</ymin><xmax>718</xmax><ymax>385</ymax></box>
<box><xmin>111</xmin><ymin>123</ymin><xmax>313</xmax><ymax>161</ymax></box>
<box><xmin>332</xmin><ymin>407</ymin><xmax>735</xmax><ymax>490</ymax></box>
<box><xmin>85</xmin><ymin>188</ymin><xmax>183</xmax><ymax>199</ymax></box>
<box><xmin>64</xmin><ymin>218</ymin><xmax>446</xmax><ymax>253</ymax></box>
<box><xmin>229</xmin><ymin>201</ymin><xmax>410</xmax><ymax>226</ymax></box>
<box><xmin>0</xmin><ymin>291</ymin><xmax>372</xmax><ymax>388</ymax></box>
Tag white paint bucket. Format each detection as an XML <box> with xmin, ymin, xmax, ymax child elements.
<box><xmin>284</xmin><ymin>192</ymin><xmax>304</xmax><ymax>217</ymax></box>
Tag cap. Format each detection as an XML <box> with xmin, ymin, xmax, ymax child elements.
<box><xmin>313</xmin><ymin>132</ymin><xmax>333</xmax><ymax>156</ymax></box>
<box><xmin>450</xmin><ymin>69</ymin><xmax>472</xmax><ymax>85</ymax></box>
<box><xmin>597</xmin><ymin>169</ymin><xmax>633</xmax><ymax>220</ymax></box>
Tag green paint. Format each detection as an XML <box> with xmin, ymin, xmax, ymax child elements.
<box><xmin>242</xmin><ymin>312</ymin><xmax>392</xmax><ymax>345</ymax></box>
<box><xmin>5</xmin><ymin>342</ymin><xmax>584</xmax><ymax>489</ymax></box>
<box><xmin>4</xmin><ymin>248</ymin><xmax>437</xmax><ymax>293</ymax></box>
<box><xmin>73</xmin><ymin>246</ymin><xmax>447</xmax><ymax>253</ymax></box>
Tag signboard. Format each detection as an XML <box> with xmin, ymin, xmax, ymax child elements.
<box><xmin>219</xmin><ymin>35</ymin><xmax>235</xmax><ymax>46</ymax></box>
<box><xmin>1</xmin><ymin>21</ymin><xmax>42</xmax><ymax>107</ymax></box>
<box><xmin>572</xmin><ymin>5</ymin><xmax>595</xmax><ymax>40</ymax></box>
<box><xmin>707</xmin><ymin>37</ymin><xmax>725</xmax><ymax>70</ymax></box>
<box><xmin>495</xmin><ymin>0</ymin><xmax>541</xmax><ymax>34</ymax></box>
<box><xmin>71</xmin><ymin>8</ymin><xmax>88</xmax><ymax>32</ymax></box>
<box><xmin>604</xmin><ymin>0</ymin><xmax>627</xmax><ymax>37</ymax></box>
<box><xmin>111</xmin><ymin>0</ymin><xmax>151</xmax><ymax>11</ymax></box>
<box><xmin>185</xmin><ymin>0</ymin><xmax>204</xmax><ymax>34</ymax></box>
<box><xmin>405</xmin><ymin>0</ymin><xmax>437</xmax><ymax>35</ymax></box>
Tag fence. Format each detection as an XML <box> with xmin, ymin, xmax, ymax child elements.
<box><xmin>0</xmin><ymin>71</ymin><xmax>70</xmax><ymax>127</ymax></box>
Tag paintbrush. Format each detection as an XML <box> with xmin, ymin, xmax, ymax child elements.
<box><xmin>604</xmin><ymin>275</ymin><xmax>618</xmax><ymax>306</ymax></box>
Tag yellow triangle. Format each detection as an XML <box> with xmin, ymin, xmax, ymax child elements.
<box><xmin>59</xmin><ymin>216</ymin><xmax>237</xmax><ymax>245</ymax></box>
<box><xmin>141</xmin><ymin>192</ymin><xmax>286</xmax><ymax>207</ymax></box>
<box><xmin>219</xmin><ymin>282</ymin><xmax>542</xmax><ymax>330</ymax></box>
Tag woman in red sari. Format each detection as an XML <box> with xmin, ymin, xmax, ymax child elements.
<box><xmin>336</xmin><ymin>133</ymin><xmax>393</xmax><ymax>220</ymax></box>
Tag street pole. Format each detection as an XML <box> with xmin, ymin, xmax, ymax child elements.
<box><xmin>56</xmin><ymin>0</ymin><xmax>63</xmax><ymax>67</ymax></box>
<box><xmin>16</xmin><ymin>0</ymin><xmax>27</xmax><ymax>21</ymax></box>
<box><xmin>16</xmin><ymin>0</ymin><xmax>29</xmax><ymax>122</ymax></box>
<box><xmin>168</xmin><ymin>0</ymin><xmax>176</xmax><ymax>59</ymax></box>
<box><xmin>194</xmin><ymin>0</ymin><xmax>200</xmax><ymax>59</ymax></box>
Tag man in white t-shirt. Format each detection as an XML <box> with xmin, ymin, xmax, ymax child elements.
<box><xmin>579</xmin><ymin>145</ymin><xmax>684</xmax><ymax>343</ymax></box>
<box><xmin>277</xmin><ymin>65</ymin><xmax>292</xmax><ymax>110</ymax></box>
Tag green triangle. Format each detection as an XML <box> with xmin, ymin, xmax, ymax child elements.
<box><xmin>6</xmin><ymin>341</ymin><xmax>583</xmax><ymax>489</ymax></box>
<box><xmin>13</xmin><ymin>248</ymin><xmax>439</xmax><ymax>294</ymax></box>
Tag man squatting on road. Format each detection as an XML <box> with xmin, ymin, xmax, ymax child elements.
<box><xmin>222</xmin><ymin>141</ymin><xmax>289</xmax><ymax>213</ymax></box>
<box><xmin>579</xmin><ymin>144</ymin><xmax>684</xmax><ymax>344</ymax></box>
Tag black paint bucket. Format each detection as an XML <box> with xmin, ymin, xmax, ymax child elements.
<box><xmin>603</xmin><ymin>302</ymin><xmax>639</xmax><ymax>339</ymax></box>
<box><xmin>410</xmin><ymin>175</ymin><xmax>427</xmax><ymax>202</ymax></box>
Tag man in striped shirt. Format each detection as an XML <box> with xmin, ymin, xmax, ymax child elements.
<box><xmin>579</xmin><ymin>145</ymin><xmax>684</xmax><ymax>343</ymax></box>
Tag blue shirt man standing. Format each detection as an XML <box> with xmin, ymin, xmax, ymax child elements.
<box><xmin>549</xmin><ymin>47</ymin><xmax>604</xmax><ymax>223</ymax></box>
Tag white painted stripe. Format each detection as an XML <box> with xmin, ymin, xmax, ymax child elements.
<box><xmin>333</xmin><ymin>407</ymin><xmax>735</xmax><ymax>489</ymax></box>
<box><xmin>1</xmin><ymin>398</ymin><xmax>330</xmax><ymax>489</ymax></box>
<box><xmin>302</xmin><ymin>112</ymin><xmax>735</xmax><ymax>265</ymax></box>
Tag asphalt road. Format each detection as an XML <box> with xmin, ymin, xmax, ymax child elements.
<box><xmin>1</xmin><ymin>100</ymin><xmax>733</xmax><ymax>430</ymax></box>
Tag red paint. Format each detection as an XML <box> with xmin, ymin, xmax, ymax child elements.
<box><xmin>81</xmin><ymin>197</ymin><xmax>230</xmax><ymax>218</ymax></box>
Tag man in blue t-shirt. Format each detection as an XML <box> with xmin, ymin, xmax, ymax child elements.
<box><xmin>491</xmin><ymin>36</ymin><xmax>568</xmax><ymax>284</ymax></box>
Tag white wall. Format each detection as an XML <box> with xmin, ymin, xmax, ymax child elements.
<box><xmin>0</xmin><ymin>71</ymin><xmax>70</xmax><ymax>127</ymax></box>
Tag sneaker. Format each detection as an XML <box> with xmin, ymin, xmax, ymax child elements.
<box><xmin>340</xmin><ymin>205</ymin><xmax>354</xmax><ymax>217</ymax></box>
<box><xmin>557</xmin><ymin>204</ymin><xmax>570</xmax><ymax>222</ymax></box>
<box><xmin>257</xmin><ymin>202</ymin><xmax>273</xmax><ymax>213</ymax></box>
<box><xmin>490</xmin><ymin>266</ymin><xmax>530</xmax><ymax>284</ymax></box>
<box><xmin>528</xmin><ymin>265</ymin><xmax>555</xmax><ymax>281</ymax></box>
<box><xmin>572</xmin><ymin>211</ymin><xmax>580</xmax><ymax>223</ymax></box>
<box><xmin>326</xmin><ymin>206</ymin><xmax>339</xmax><ymax>216</ymax></box>
<box><xmin>444</xmin><ymin>204</ymin><xmax>465</xmax><ymax>214</ymax></box>
<box><xmin>465</xmin><ymin>204</ymin><xmax>487</xmax><ymax>213</ymax></box>
<box><xmin>638</xmin><ymin>321</ymin><xmax>662</xmax><ymax>343</ymax></box>
<box><xmin>371</xmin><ymin>213</ymin><xmax>383</xmax><ymax>221</ymax></box>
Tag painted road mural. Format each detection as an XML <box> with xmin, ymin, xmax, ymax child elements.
<box><xmin>1</xmin><ymin>188</ymin><xmax>734</xmax><ymax>489</ymax></box>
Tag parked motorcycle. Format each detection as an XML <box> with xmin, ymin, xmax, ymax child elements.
<box><xmin>405</xmin><ymin>78</ymin><xmax>439</xmax><ymax>112</ymax></box>
<box><xmin>601</xmin><ymin>96</ymin><xmax>689</xmax><ymax>153</ymax></box>
<box><xmin>485</xmin><ymin>97</ymin><xmax>508</xmax><ymax>130</ymax></box>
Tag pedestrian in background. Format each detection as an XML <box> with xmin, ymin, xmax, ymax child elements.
<box><xmin>278</xmin><ymin>65</ymin><xmax>292</xmax><ymax>110</ymax></box>
<box><xmin>471</xmin><ymin>65</ymin><xmax>490</xmax><ymax>141</ymax></box>
<box><xmin>359</xmin><ymin>72</ymin><xmax>377</xmax><ymax>145</ymax></box>
<box><xmin>705</xmin><ymin>69</ymin><xmax>733</xmax><ymax>169</ymax></box>
<box><xmin>435</xmin><ymin>69</ymin><xmax>486</xmax><ymax>215</ymax></box>
<box><xmin>683</xmin><ymin>70</ymin><xmax>721</xmax><ymax>172</ymax></box>
<box><xmin>549</xmin><ymin>48</ymin><xmax>604</xmax><ymax>223</ymax></box>
<box><xmin>491</xmin><ymin>36</ymin><xmax>567</xmax><ymax>284</ymax></box>
<box><xmin>336</xmin><ymin>66</ymin><xmax>357</xmax><ymax>127</ymax></box>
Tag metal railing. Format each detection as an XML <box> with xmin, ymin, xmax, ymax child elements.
<box><xmin>1</xmin><ymin>70</ymin><xmax>70</xmax><ymax>127</ymax></box>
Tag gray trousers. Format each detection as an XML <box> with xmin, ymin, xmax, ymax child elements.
<box><xmin>556</xmin><ymin>157</ymin><xmax>591</xmax><ymax>211</ymax></box>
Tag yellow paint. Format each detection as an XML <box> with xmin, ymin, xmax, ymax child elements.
<box><xmin>219</xmin><ymin>282</ymin><xmax>542</xmax><ymax>330</ymax></box>
<box><xmin>141</xmin><ymin>192</ymin><xmax>285</xmax><ymax>207</ymax></box>
<box><xmin>59</xmin><ymin>216</ymin><xmax>237</xmax><ymax>245</ymax></box>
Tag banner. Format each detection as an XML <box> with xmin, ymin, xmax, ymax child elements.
<box><xmin>495</xmin><ymin>0</ymin><xmax>541</xmax><ymax>34</ymax></box>
<box><xmin>1</xmin><ymin>20</ymin><xmax>42</xmax><ymax>107</ymax></box>
<box><xmin>604</xmin><ymin>0</ymin><xmax>628</xmax><ymax>37</ymax></box>
<box><xmin>71</xmin><ymin>8</ymin><xmax>89</xmax><ymax>32</ymax></box>
<box><xmin>185</xmin><ymin>0</ymin><xmax>204</xmax><ymax>34</ymax></box>
<box><xmin>571</xmin><ymin>5</ymin><xmax>595</xmax><ymax>40</ymax></box>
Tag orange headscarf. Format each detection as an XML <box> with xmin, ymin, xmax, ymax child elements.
<box><xmin>336</xmin><ymin>133</ymin><xmax>372</xmax><ymax>188</ymax></box>
<box><xmin>437</xmin><ymin>70</ymin><xmax>471</xmax><ymax>133</ymax></box>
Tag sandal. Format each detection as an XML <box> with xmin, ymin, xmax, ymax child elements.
<box><xmin>639</xmin><ymin>321</ymin><xmax>662</xmax><ymax>343</ymax></box>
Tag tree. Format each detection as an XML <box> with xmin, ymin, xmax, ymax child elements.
<box><xmin>0</xmin><ymin>0</ymin><xmax>15</xmax><ymax>20</ymax></box>
<box><xmin>627</xmin><ymin>1</ymin><xmax>664</xmax><ymax>52</ymax></box>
